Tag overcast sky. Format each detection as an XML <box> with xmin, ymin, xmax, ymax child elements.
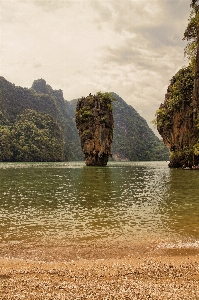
<box><xmin>0</xmin><ymin>0</ymin><xmax>191</xmax><ymax>135</ymax></box>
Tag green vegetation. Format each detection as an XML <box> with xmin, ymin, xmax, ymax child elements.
<box><xmin>193</xmin><ymin>142</ymin><xmax>199</xmax><ymax>155</ymax></box>
<box><xmin>111</xmin><ymin>93</ymin><xmax>169</xmax><ymax>161</ymax></box>
<box><xmin>0</xmin><ymin>77</ymin><xmax>168</xmax><ymax>162</ymax></box>
<box><xmin>155</xmin><ymin>66</ymin><xmax>196</xmax><ymax>167</ymax></box>
<box><xmin>183</xmin><ymin>1</ymin><xmax>199</xmax><ymax>70</ymax></box>
<box><xmin>0</xmin><ymin>111</ymin><xmax>9</xmax><ymax>125</ymax></box>
<box><xmin>0</xmin><ymin>109</ymin><xmax>64</xmax><ymax>162</ymax></box>
<box><xmin>74</xmin><ymin>92</ymin><xmax>168</xmax><ymax>162</ymax></box>
<box><xmin>167</xmin><ymin>67</ymin><xmax>194</xmax><ymax>109</ymax></box>
<box><xmin>75</xmin><ymin>92</ymin><xmax>114</xmax><ymax>139</ymax></box>
<box><xmin>169</xmin><ymin>149</ymin><xmax>192</xmax><ymax>168</ymax></box>
<box><xmin>0</xmin><ymin>126</ymin><xmax>12</xmax><ymax>161</ymax></box>
<box><xmin>75</xmin><ymin>92</ymin><xmax>114</xmax><ymax>115</ymax></box>
<box><xmin>0</xmin><ymin>77</ymin><xmax>82</xmax><ymax>161</ymax></box>
<box><xmin>75</xmin><ymin>92</ymin><xmax>114</xmax><ymax>166</ymax></box>
<box><xmin>155</xmin><ymin>0</ymin><xmax>199</xmax><ymax>167</ymax></box>
<box><xmin>75</xmin><ymin>106</ymin><xmax>94</xmax><ymax>120</ymax></box>
<box><xmin>97</xmin><ymin>91</ymin><xmax>115</xmax><ymax>108</ymax></box>
<box><xmin>156</xmin><ymin>66</ymin><xmax>194</xmax><ymax>134</ymax></box>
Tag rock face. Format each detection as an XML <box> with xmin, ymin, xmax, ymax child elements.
<box><xmin>156</xmin><ymin>66</ymin><xmax>199</xmax><ymax>168</ymax></box>
<box><xmin>75</xmin><ymin>92</ymin><xmax>114</xmax><ymax>166</ymax></box>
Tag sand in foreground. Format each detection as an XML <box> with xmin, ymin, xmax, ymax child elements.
<box><xmin>0</xmin><ymin>242</ymin><xmax>199</xmax><ymax>300</ymax></box>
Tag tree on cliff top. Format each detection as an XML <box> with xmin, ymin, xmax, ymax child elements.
<box><xmin>191</xmin><ymin>0</ymin><xmax>199</xmax><ymax>8</ymax></box>
<box><xmin>183</xmin><ymin>1</ymin><xmax>199</xmax><ymax>69</ymax></box>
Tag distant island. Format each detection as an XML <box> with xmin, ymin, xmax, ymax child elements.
<box><xmin>0</xmin><ymin>77</ymin><xmax>168</xmax><ymax>162</ymax></box>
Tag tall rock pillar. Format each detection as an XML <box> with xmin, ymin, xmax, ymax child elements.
<box><xmin>75</xmin><ymin>92</ymin><xmax>114</xmax><ymax>166</ymax></box>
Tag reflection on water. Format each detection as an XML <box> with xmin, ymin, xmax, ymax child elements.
<box><xmin>163</xmin><ymin>168</ymin><xmax>199</xmax><ymax>238</ymax></box>
<box><xmin>0</xmin><ymin>161</ymin><xmax>199</xmax><ymax>248</ymax></box>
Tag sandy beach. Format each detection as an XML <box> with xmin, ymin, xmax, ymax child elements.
<box><xmin>0</xmin><ymin>241</ymin><xmax>199</xmax><ymax>299</ymax></box>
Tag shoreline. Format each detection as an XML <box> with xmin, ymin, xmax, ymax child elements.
<box><xmin>0</xmin><ymin>241</ymin><xmax>199</xmax><ymax>299</ymax></box>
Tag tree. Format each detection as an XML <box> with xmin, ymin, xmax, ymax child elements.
<box><xmin>183</xmin><ymin>3</ymin><xmax>199</xmax><ymax>70</ymax></box>
<box><xmin>191</xmin><ymin>0</ymin><xmax>199</xmax><ymax>8</ymax></box>
<box><xmin>189</xmin><ymin>0</ymin><xmax>199</xmax><ymax>119</ymax></box>
<box><xmin>11</xmin><ymin>109</ymin><xmax>65</xmax><ymax>162</ymax></box>
<box><xmin>0</xmin><ymin>126</ymin><xmax>13</xmax><ymax>161</ymax></box>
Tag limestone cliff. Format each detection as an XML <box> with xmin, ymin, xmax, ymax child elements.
<box><xmin>156</xmin><ymin>66</ymin><xmax>199</xmax><ymax>167</ymax></box>
<box><xmin>75</xmin><ymin>92</ymin><xmax>114</xmax><ymax>166</ymax></box>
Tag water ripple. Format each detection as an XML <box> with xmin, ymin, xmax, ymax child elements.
<box><xmin>0</xmin><ymin>161</ymin><xmax>198</xmax><ymax>246</ymax></box>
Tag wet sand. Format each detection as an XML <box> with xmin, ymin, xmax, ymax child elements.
<box><xmin>0</xmin><ymin>240</ymin><xmax>199</xmax><ymax>299</ymax></box>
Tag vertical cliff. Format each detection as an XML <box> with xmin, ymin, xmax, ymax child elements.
<box><xmin>156</xmin><ymin>66</ymin><xmax>199</xmax><ymax>167</ymax></box>
<box><xmin>75</xmin><ymin>92</ymin><xmax>114</xmax><ymax>166</ymax></box>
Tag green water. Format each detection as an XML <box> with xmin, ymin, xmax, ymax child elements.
<box><xmin>0</xmin><ymin>161</ymin><xmax>199</xmax><ymax>249</ymax></box>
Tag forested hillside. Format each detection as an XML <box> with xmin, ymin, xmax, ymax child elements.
<box><xmin>0</xmin><ymin>77</ymin><xmax>168</xmax><ymax>162</ymax></box>
<box><xmin>0</xmin><ymin>77</ymin><xmax>82</xmax><ymax>161</ymax></box>
<box><xmin>111</xmin><ymin>93</ymin><xmax>168</xmax><ymax>161</ymax></box>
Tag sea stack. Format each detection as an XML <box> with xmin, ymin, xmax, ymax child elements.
<box><xmin>75</xmin><ymin>92</ymin><xmax>114</xmax><ymax>166</ymax></box>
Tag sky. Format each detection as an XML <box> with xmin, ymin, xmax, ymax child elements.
<box><xmin>0</xmin><ymin>0</ymin><xmax>192</xmax><ymax>135</ymax></box>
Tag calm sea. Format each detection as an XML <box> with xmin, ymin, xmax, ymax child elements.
<box><xmin>0</xmin><ymin>161</ymin><xmax>199</xmax><ymax>254</ymax></box>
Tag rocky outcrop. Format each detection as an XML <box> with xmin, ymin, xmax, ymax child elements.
<box><xmin>157</xmin><ymin>66</ymin><xmax>199</xmax><ymax>167</ymax></box>
<box><xmin>75</xmin><ymin>92</ymin><xmax>114</xmax><ymax>166</ymax></box>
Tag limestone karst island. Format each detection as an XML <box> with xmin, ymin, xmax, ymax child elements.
<box><xmin>75</xmin><ymin>92</ymin><xmax>114</xmax><ymax>166</ymax></box>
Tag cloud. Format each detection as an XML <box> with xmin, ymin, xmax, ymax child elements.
<box><xmin>92</xmin><ymin>0</ymin><xmax>162</xmax><ymax>32</ymax></box>
<box><xmin>0</xmin><ymin>0</ymin><xmax>192</xmax><ymax>135</ymax></box>
<box><xmin>30</xmin><ymin>0</ymin><xmax>69</xmax><ymax>11</ymax></box>
<box><xmin>33</xmin><ymin>61</ymin><xmax>42</xmax><ymax>69</ymax></box>
<box><xmin>88</xmin><ymin>0</ymin><xmax>190</xmax><ymax>125</ymax></box>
